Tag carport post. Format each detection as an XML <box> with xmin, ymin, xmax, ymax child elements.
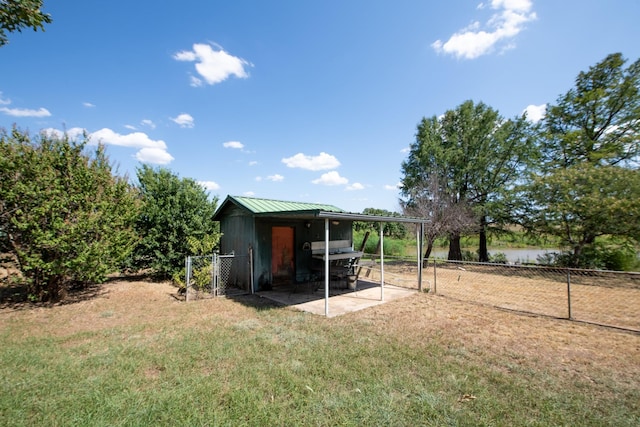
<box><xmin>324</xmin><ymin>218</ymin><xmax>330</xmax><ymax>316</ymax></box>
<box><xmin>417</xmin><ymin>223</ymin><xmax>424</xmax><ymax>292</ymax></box>
<box><xmin>380</xmin><ymin>222</ymin><xmax>384</xmax><ymax>301</ymax></box>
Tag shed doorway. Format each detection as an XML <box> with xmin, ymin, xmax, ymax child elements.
<box><xmin>271</xmin><ymin>226</ymin><xmax>295</xmax><ymax>286</ymax></box>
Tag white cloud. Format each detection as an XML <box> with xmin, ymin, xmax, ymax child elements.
<box><xmin>384</xmin><ymin>182</ymin><xmax>402</xmax><ymax>191</ymax></box>
<box><xmin>90</xmin><ymin>128</ymin><xmax>168</xmax><ymax>149</ymax></box>
<box><xmin>282</xmin><ymin>152</ymin><xmax>341</xmax><ymax>171</ymax></box>
<box><xmin>267</xmin><ymin>174</ymin><xmax>284</xmax><ymax>182</ymax></box>
<box><xmin>432</xmin><ymin>0</ymin><xmax>536</xmax><ymax>59</ymax></box>
<box><xmin>91</xmin><ymin>128</ymin><xmax>173</xmax><ymax>165</ymax></box>
<box><xmin>42</xmin><ymin>127</ymin><xmax>85</xmax><ymax>140</ymax></box>
<box><xmin>243</xmin><ymin>191</ymin><xmax>255</xmax><ymax>197</ymax></box>
<box><xmin>141</xmin><ymin>119</ymin><xmax>156</xmax><ymax>129</ymax></box>
<box><xmin>127</xmin><ymin>119</ymin><xmax>157</xmax><ymax>131</ymax></box>
<box><xmin>189</xmin><ymin>76</ymin><xmax>203</xmax><ymax>87</ymax></box>
<box><xmin>0</xmin><ymin>92</ymin><xmax>50</xmax><ymax>117</ymax></box>
<box><xmin>346</xmin><ymin>182</ymin><xmax>365</xmax><ymax>191</ymax></box>
<box><xmin>174</xmin><ymin>42</ymin><xmax>252</xmax><ymax>86</ymax></box>
<box><xmin>400</xmin><ymin>146</ymin><xmax>410</xmax><ymax>153</ymax></box>
<box><xmin>249</xmin><ymin>160</ymin><xmax>258</xmax><ymax>166</ymax></box>
<box><xmin>135</xmin><ymin>147</ymin><xmax>174</xmax><ymax>165</ymax></box>
<box><xmin>83</xmin><ymin>102</ymin><xmax>95</xmax><ymax>108</ymax></box>
<box><xmin>198</xmin><ymin>180</ymin><xmax>220</xmax><ymax>191</ymax></box>
<box><xmin>0</xmin><ymin>106</ymin><xmax>51</xmax><ymax>117</ymax></box>
<box><xmin>312</xmin><ymin>171</ymin><xmax>349</xmax><ymax>186</ymax></box>
<box><xmin>44</xmin><ymin>127</ymin><xmax>174</xmax><ymax>166</ymax></box>
<box><xmin>171</xmin><ymin>113</ymin><xmax>194</xmax><ymax>128</ymax></box>
<box><xmin>523</xmin><ymin>103</ymin><xmax>546</xmax><ymax>123</ymax></box>
<box><xmin>223</xmin><ymin>141</ymin><xmax>244</xmax><ymax>149</ymax></box>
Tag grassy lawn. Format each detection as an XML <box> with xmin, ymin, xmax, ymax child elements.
<box><xmin>1</xmin><ymin>280</ymin><xmax>638</xmax><ymax>426</ymax></box>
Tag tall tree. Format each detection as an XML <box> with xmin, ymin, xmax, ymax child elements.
<box><xmin>541</xmin><ymin>53</ymin><xmax>640</xmax><ymax>169</ymax></box>
<box><xmin>128</xmin><ymin>165</ymin><xmax>219</xmax><ymax>279</ymax></box>
<box><xmin>523</xmin><ymin>53</ymin><xmax>640</xmax><ymax>265</ymax></box>
<box><xmin>0</xmin><ymin>0</ymin><xmax>52</xmax><ymax>46</ymax></box>
<box><xmin>401</xmin><ymin>101</ymin><xmax>535</xmax><ymax>261</ymax></box>
<box><xmin>0</xmin><ymin>128</ymin><xmax>139</xmax><ymax>301</ymax></box>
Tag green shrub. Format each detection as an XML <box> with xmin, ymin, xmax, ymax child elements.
<box><xmin>538</xmin><ymin>242</ymin><xmax>639</xmax><ymax>271</ymax></box>
<box><xmin>0</xmin><ymin>128</ymin><xmax>139</xmax><ymax>301</ymax></box>
<box><xmin>489</xmin><ymin>252</ymin><xmax>508</xmax><ymax>264</ymax></box>
<box><xmin>127</xmin><ymin>165</ymin><xmax>219</xmax><ymax>280</ymax></box>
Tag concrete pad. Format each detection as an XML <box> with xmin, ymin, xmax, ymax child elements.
<box><xmin>258</xmin><ymin>280</ymin><xmax>416</xmax><ymax>317</ymax></box>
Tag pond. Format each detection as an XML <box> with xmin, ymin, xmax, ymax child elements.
<box><xmin>430</xmin><ymin>248</ymin><xmax>558</xmax><ymax>264</ymax></box>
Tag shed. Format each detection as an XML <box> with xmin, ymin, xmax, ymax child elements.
<box><xmin>212</xmin><ymin>195</ymin><xmax>357</xmax><ymax>292</ymax></box>
<box><xmin>213</xmin><ymin>195</ymin><xmax>428</xmax><ymax>316</ymax></box>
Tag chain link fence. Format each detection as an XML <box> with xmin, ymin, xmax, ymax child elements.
<box><xmin>358</xmin><ymin>256</ymin><xmax>640</xmax><ymax>332</ymax></box>
<box><xmin>185</xmin><ymin>253</ymin><xmax>235</xmax><ymax>301</ymax></box>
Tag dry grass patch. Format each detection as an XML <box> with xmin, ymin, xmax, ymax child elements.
<box><xmin>362</xmin><ymin>261</ymin><xmax>640</xmax><ymax>331</ymax></box>
<box><xmin>1</xmin><ymin>278</ymin><xmax>639</xmax><ymax>426</ymax></box>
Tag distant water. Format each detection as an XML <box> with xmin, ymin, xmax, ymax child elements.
<box><xmin>430</xmin><ymin>248</ymin><xmax>557</xmax><ymax>264</ymax></box>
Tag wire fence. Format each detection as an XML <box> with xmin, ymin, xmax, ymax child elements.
<box><xmin>358</xmin><ymin>256</ymin><xmax>640</xmax><ymax>332</ymax></box>
<box><xmin>185</xmin><ymin>253</ymin><xmax>235</xmax><ymax>301</ymax></box>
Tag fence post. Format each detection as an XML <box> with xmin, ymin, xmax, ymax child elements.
<box><xmin>185</xmin><ymin>256</ymin><xmax>191</xmax><ymax>302</ymax></box>
<box><xmin>213</xmin><ymin>253</ymin><xmax>219</xmax><ymax>297</ymax></box>
<box><xmin>210</xmin><ymin>253</ymin><xmax>215</xmax><ymax>296</ymax></box>
<box><xmin>566</xmin><ymin>269</ymin><xmax>572</xmax><ymax>319</ymax></box>
<box><xmin>417</xmin><ymin>224</ymin><xmax>423</xmax><ymax>292</ymax></box>
<box><xmin>249</xmin><ymin>246</ymin><xmax>254</xmax><ymax>294</ymax></box>
<box><xmin>433</xmin><ymin>259</ymin><xmax>437</xmax><ymax>294</ymax></box>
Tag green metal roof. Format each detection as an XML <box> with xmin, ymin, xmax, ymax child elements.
<box><xmin>214</xmin><ymin>195</ymin><xmax>428</xmax><ymax>223</ymax></box>
<box><xmin>219</xmin><ymin>195</ymin><xmax>345</xmax><ymax>216</ymax></box>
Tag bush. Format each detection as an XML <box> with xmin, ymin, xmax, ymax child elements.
<box><xmin>126</xmin><ymin>166</ymin><xmax>219</xmax><ymax>280</ymax></box>
<box><xmin>353</xmin><ymin>231</ymin><xmax>405</xmax><ymax>257</ymax></box>
<box><xmin>461</xmin><ymin>250</ymin><xmax>478</xmax><ymax>262</ymax></box>
<box><xmin>489</xmin><ymin>252</ymin><xmax>508</xmax><ymax>264</ymax></box>
<box><xmin>0</xmin><ymin>128</ymin><xmax>139</xmax><ymax>301</ymax></box>
<box><xmin>536</xmin><ymin>243</ymin><xmax>639</xmax><ymax>271</ymax></box>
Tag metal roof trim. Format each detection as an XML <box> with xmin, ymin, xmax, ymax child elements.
<box><xmin>217</xmin><ymin>195</ymin><xmax>344</xmax><ymax>216</ymax></box>
<box><xmin>213</xmin><ymin>195</ymin><xmax>428</xmax><ymax>223</ymax></box>
<box><xmin>316</xmin><ymin>211</ymin><xmax>427</xmax><ymax>224</ymax></box>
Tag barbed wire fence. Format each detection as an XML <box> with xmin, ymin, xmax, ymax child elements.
<box><xmin>185</xmin><ymin>252</ymin><xmax>235</xmax><ymax>301</ymax></box>
<box><xmin>358</xmin><ymin>256</ymin><xmax>640</xmax><ymax>332</ymax></box>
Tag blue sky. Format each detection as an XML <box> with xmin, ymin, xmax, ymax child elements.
<box><xmin>2</xmin><ymin>0</ymin><xmax>639</xmax><ymax>213</ymax></box>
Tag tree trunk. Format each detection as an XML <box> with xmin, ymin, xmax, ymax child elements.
<box><xmin>422</xmin><ymin>238</ymin><xmax>434</xmax><ymax>268</ymax></box>
<box><xmin>448</xmin><ymin>232</ymin><xmax>462</xmax><ymax>260</ymax></box>
<box><xmin>573</xmin><ymin>234</ymin><xmax>596</xmax><ymax>266</ymax></box>
<box><xmin>478</xmin><ymin>215</ymin><xmax>489</xmax><ymax>262</ymax></box>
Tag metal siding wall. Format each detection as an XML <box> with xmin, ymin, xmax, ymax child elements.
<box><xmin>254</xmin><ymin>220</ymin><xmax>271</xmax><ymax>290</ymax></box>
<box><xmin>219</xmin><ymin>206</ymin><xmax>254</xmax><ymax>290</ymax></box>
<box><xmin>218</xmin><ymin>212</ymin><xmax>354</xmax><ymax>291</ymax></box>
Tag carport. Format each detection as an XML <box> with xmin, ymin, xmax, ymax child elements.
<box><xmin>311</xmin><ymin>210</ymin><xmax>427</xmax><ymax>317</ymax></box>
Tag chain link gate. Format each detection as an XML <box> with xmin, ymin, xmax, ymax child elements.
<box><xmin>185</xmin><ymin>252</ymin><xmax>234</xmax><ymax>301</ymax></box>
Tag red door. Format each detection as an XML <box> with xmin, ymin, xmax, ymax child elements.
<box><xmin>271</xmin><ymin>226</ymin><xmax>294</xmax><ymax>285</ymax></box>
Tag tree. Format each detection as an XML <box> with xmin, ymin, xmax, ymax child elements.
<box><xmin>0</xmin><ymin>0</ymin><xmax>52</xmax><ymax>46</ymax></box>
<box><xmin>0</xmin><ymin>127</ymin><xmax>140</xmax><ymax>301</ymax></box>
<box><xmin>354</xmin><ymin>208</ymin><xmax>407</xmax><ymax>239</ymax></box>
<box><xmin>401</xmin><ymin>176</ymin><xmax>475</xmax><ymax>262</ymax></box>
<box><xmin>541</xmin><ymin>53</ymin><xmax>639</xmax><ymax>170</ymax></box>
<box><xmin>128</xmin><ymin>165</ymin><xmax>219</xmax><ymax>279</ymax></box>
<box><xmin>401</xmin><ymin>101</ymin><xmax>535</xmax><ymax>261</ymax></box>
<box><xmin>522</xmin><ymin>53</ymin><xmax>640</xmax><ymax>265</ymax></box>
<box><xmin>526</xmin><ymin>164</ymin><xmax>640</xmax><ymax>259</ymax></box>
